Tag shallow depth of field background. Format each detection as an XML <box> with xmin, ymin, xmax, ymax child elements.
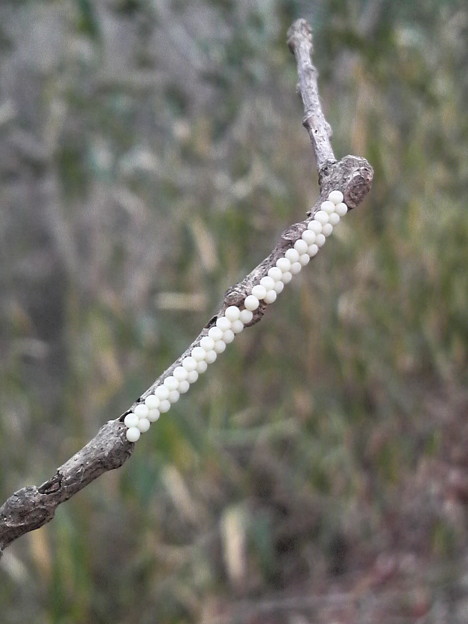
<box><xmin>1</xmin><ymin>1</ymin><xmax>467</xmax><ymax>622</ymax></box>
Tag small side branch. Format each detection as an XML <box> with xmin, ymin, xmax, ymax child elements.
<box><xmin>0</xmin><ymin>19</ymin><xmax>373</xmax><ymax>558</ymax></box>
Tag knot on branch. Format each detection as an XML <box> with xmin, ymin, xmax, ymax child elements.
<box><xmin>224</xmin><ymin>286</ymin><xmax>247</xmax><ymax>308</ymax></box>
<box><xmin>38</xmin><ymin>472</ymin><xmax>62</xmax><ymax>495</ymax></box>
<box><xmin>280</xmin><ymin>221</ymin><xmax>307</xmax><ymax>243</ymax></box>
<box><xmin>344</xmin><ymin>160</ymin><xmax>374</xmax><ymax>209</ymax></box>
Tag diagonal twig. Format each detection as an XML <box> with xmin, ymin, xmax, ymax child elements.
<box><xmin>0</xmin><ymin>19</ymin><xmax>373</xmax><ymax>558</ymax></box>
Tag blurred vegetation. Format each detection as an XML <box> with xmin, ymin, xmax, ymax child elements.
<box><xmin>1</xmin><ymin>0</ymin><xmax>467</xmax><ymax>622</ymax></box>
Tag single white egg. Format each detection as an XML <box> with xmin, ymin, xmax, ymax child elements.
<box><xmin>124</xmin><ymin>413</ymin><xmax>139</xmax><ymax>428</ymax></box>
<box><xmin>225</xmin><ymin>306</ymin><xmax>241</xmax><ymax>322</ymax></box>
<box><xmin>126</xmin><ymin>427</ymin><xmax>141</xmax><ymax>443</ymax></box>
<box><xmin>244</xmin><ymin>295</ymin><xmax>260</xmax><ymax>311</ymax></box>
<box><xmin>328</xmin><ymin>190</ymin><xmax>344</xmax><ymax>205</ymax></box>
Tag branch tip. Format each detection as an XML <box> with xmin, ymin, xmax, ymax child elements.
<box><xmin>0</xmin><ymin>18</ymin><xmax>373</xmax><ymax>556</ymax></box>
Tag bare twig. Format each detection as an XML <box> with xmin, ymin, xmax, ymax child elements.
<box><xmin>0</xmin><ymin>19</ymin><xmax>373</xmax><ymax>557</ymax></box>
<box><xmin>287</xmin><ymin>19</ymin><xmax>335</xmax><ymax>169</ymax></box>
<box><xmin>287</xmin><ymin>19</ymin><xmax>373</xmax><ymax>208</ymax></box>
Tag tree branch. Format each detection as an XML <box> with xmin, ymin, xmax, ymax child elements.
<box><xmin>287</xmin><ymin>19</ymin><xmax>336</xmax><ymax>170</ymax></box>
<box><xmin>0</xmin><ymin>19</ymin><xmax>373</xmax><ymax>558</ymax></box>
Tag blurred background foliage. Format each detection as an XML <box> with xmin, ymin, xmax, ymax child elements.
<box><xmin>0</xmin><ymin>0</ymin><xmax>467</xmax><ymax>622</ymax></box>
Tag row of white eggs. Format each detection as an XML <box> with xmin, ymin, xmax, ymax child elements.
<box><xmin>125</xmin><ymin>190</ymin><xmax>347</xmax><ymax>442</ymax></box>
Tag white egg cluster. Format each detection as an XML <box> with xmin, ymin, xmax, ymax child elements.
<box><xmin>125</xmin><ymin>190</ymin><xmax>347</xmax><ymax>442</ymax></box>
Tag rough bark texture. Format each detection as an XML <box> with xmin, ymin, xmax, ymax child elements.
<box><xmin>0</xmin><ymin>18</ymin><xmax>373</xmax><ymax>558</ymax></box>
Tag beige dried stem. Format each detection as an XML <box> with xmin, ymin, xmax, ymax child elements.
<box><xmin>0</xmin><ymin>18</ymin><xmax>373</xmax><ymax>557</ymax></box>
